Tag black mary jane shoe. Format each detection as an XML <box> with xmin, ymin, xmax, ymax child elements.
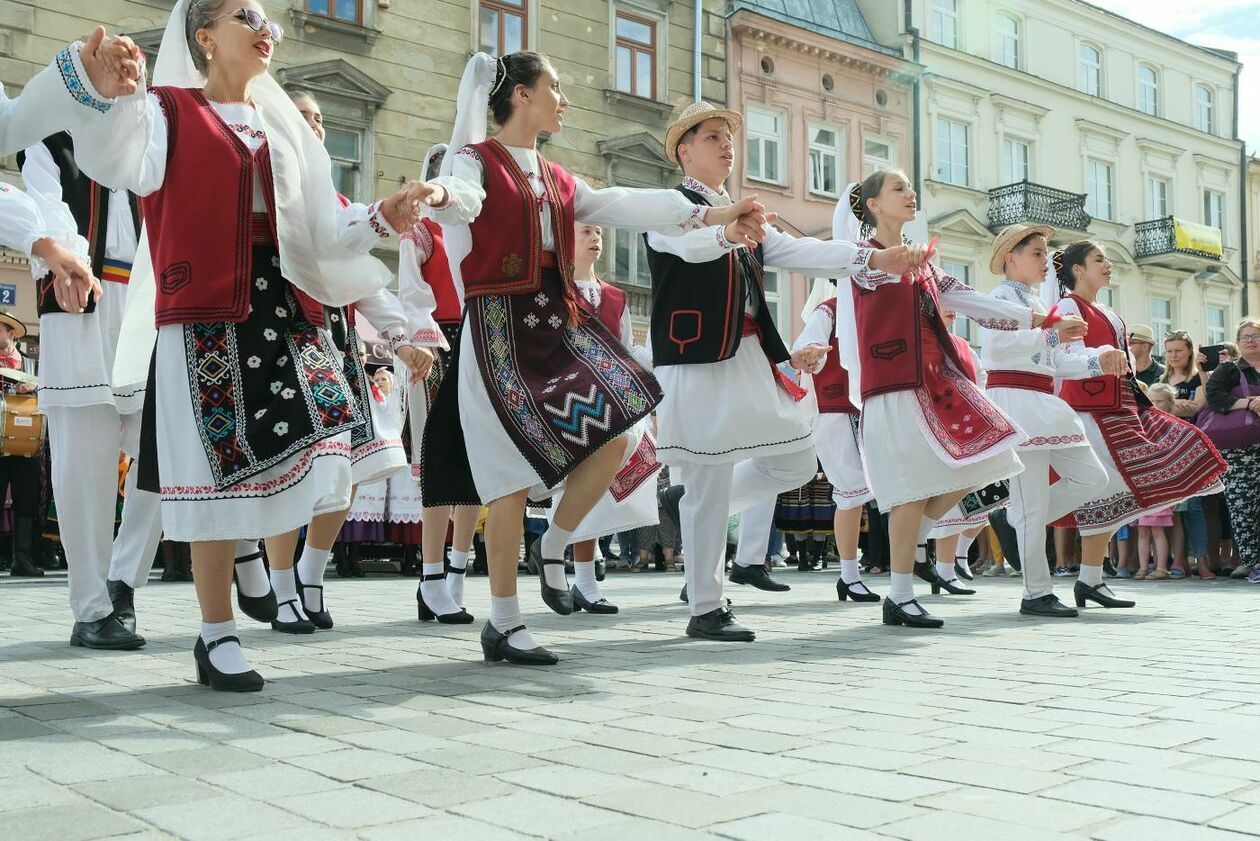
<box><xmin>836</xmin><ymin>578</ymin><xmax>881</xmax><ymax>603</ymax></box>
<box><xmin>1020</xmin><ymin>594</ymin><xmax>1079</xmax><ymax>618</ymax></box>
<box><xmin>193</xmin><ymin>636</ymin><xmax>264</xmax><ymax>692</ymax></box>
<box><xmin>729</xmin><ymin>563</ymin><xmax>790</xmax><ymax>592</ymax></box>
<box><xmin>233</xmin><ymin>550</ymin><xmax>278</xmax><ymax>623</ymax></box>
<box><xmin>1074</xmin><ymin>581</ymin><xmax>1136</xmax><ymax>609</ymax></box>
<box><xmin>954</xmin><ymin>560</ymin><xmax>974</xmax><ymax>582</ymax></box>
<box><xmin>571</xmin><ymin>585</ymin><xmax>618</xmax><ymax>614</ymax></box>
<box><xmin>913</xmin><ymin>558</ymin><xmax>940</xmax><ymax>585</ymax></box>
<box><xmin>882</xmin><ymin>597</ymin><xmax>944</xmax><ymax>628</ymax></box>
<box><xmin>416</xmin><ymin>575</ymin><xmax>475</xmax><ymax>623</ymax></box>
<box><xmin>70</xmin><ymin>614</ymin><xmax>146</xmax><ymax>650</ymax></box>
<box><xmin>931</xmin><ymin>576</ymin><xmax>976</xmax><ymax>596</ymax></box>
<box><xmin>595</xmin><ymin>558</ymin><xmax>607</xmax><ymax>582</ymax></box>
<box><xmin>528</xmin><ymin>541</ymin><xmax>573</xmax><ymax>615</ymax></box>
<box><xmin>270</xmin><ymin>598</ymin><xmax>316</xmax><ymax>634</ymax></box>
<box><xmin>294</xmin><ymin>570</ymin><xmax>333</xmax><ymax>630</ymax></box>
<box><xmin>107</xmin><ymin>579</ymin><xmax>137</xmax><ymax>634</ymax></box>
<box><xmin>686</xmin><ymin>606</ymin><xmax>755</xmax><ymax>642</ymax></box>
<box><xmin>479</xmin><ymin>622</ymin><xmax>558</xmax><ymax>665</ymax></box>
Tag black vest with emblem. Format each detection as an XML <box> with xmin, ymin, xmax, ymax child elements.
<box><xmin>16</xmin><ymin>131</ymin><xmax>141</xmax><ymax>315</ymax></box>
<box><xmin>643</xmin><ymin>185</ymin><xmax>784</xmax><ymax>367</ymax></box>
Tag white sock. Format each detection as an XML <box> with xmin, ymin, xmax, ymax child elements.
<box><xmin>918</xmin><ymin>516</ymin><xmax>937</xmax><ymax>544</ymax></box>
<box><xmin>295</xmin><ymin>544</ymin><xmax>330</xmax><ymax>614</ymax></box>
<box><xmin>201</xmin><ymin>619</ymin><xmax>252</xmax><ymax>675</ymax></box>
<box><xmin>448</xmin><ymin>549</ymin><xmax>470</xmax><ymax>607</ymax></box>
<box><xmin>420</xmin><ymin>562</ymin><xmax>463</xmax><ymax>615</ymax></box>
<box><xmin>573</xmin><ymin>561</ymin><xmax>602</xmax><ymax>601</ymax></box>
<box><xmin>489</xmin><ymin>595</ymin><xmax>539</xmax><ymax>651</ymax></box>
<box><xmin>936</xmin><ymin>561</ymin><xmax>956</xmax><ymax>581</ymax></box>
<box><xmin>538</xmin><ymin>525</ymin><xmax>573</xmax><ymax>590</ymax></box>
<box><xmin>270</xmin><ymin>566</ymin><xmax>308</xmax><ymax>623</ymax></box>
<box><xmin>840</xmin><ymin>558</ymin><xmax>862</xmax><ymax>585</ymax></box>
<box><xmin>233</xmin><ymin>539</ymin><xmax>270</xmax><ymax>598</ymax></box>
<box><xmin>889</xmin><ymin>572</ymin><xmax>923</xmax><ymax>614</ymax></box>
<box><xmin>1078</xmin><ymin>564</ymin><xmax>1103</xmax><ymax>587</ymax></box>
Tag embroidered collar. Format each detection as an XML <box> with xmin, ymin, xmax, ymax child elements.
<box><xmin>681</xmin><ymin>176</ymin><xmax>727</xmax><ymax>202</ymax></box>
<box><xmin>1000</xmin><ymin>279</ymin><xmax>1038</xmax><ymax>306</ymax></box>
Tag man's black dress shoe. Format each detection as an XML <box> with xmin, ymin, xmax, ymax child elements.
<box><xmin>480</xmin><ymin>622</ymin><xmax>558</xmax><ymax>665</ymax></box>
<box><xmin>107</xmin><ymin>579</ymin><xmax>136</xmax><ymax>633</ymax></box>
<box><xmin>881</xmin><ymin>597</ymin><xmax>944</xmax><ymax>628</ymax></box>
<box><xmin>71</xmin><ymin>614</ymin><xmax>146</xmax><ymax>650</ymax></box>
<box><xmin>686</xmin><ymin>607</ymin><xmax>755</xmax><ymax>641</ymax></box>
<box><xmin>836</xmin><ymin>578</ymin><xmax>880</xmax><ymax>602</ymax></box>
<box><xmin>194</xmin><ymin>636</ymin><xmax>264</xmax><ymax>692</ymax></box>
<box><xmin>528</xmin><ymin>542</ymin><xmax>573</xmax><ymax>615</ymax></box>
<box><xmin>1020</xmin><ymin>594</ymin><xmax>1079</xmax><ymax>617</ymax></box>
<box><xmin>1074</xmin><ymin>581</ymin><xmax>1135</xmax><ymax>609</ymax></box>
<box><xmin>571</xmin><ymin>586</ymin><xmax>618</xmax><ymax>614</ymax></box>
<box><xmin>729</xmin><ymin>564</ymin><xmax>790</xmax><ymax>591</ymax></box>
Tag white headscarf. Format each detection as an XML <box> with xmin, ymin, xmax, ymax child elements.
<box><xmin>799</xmin><ymin>277</ymin><xmax>833</xmax><ymax>325</ymax></box>
<box><xmin>421</xmin><ymin>143</ymin><xmax>447</xmax><ymax>181</ymax></box>
<box><xmin>831</xmin><ymin>183</ymin><xmax>867</xmax><ymax>409</ymax></box>
<box><xmin>1043</xmin><ymin>249</ymin><xmax>1062</xmax><ymax>311</ymax></box>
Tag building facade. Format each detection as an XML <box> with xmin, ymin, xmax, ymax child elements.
<box><xmin>861</xmin><ymin>0</ymin><xmax>1246</xmax><ymax>348</ymax></box>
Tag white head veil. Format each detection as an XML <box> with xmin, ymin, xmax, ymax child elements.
<box><xmin>799</xmin><ymin>277</ymin><xmax>833</xmax><ymax>325</ymax></box>
<box><xmin>421</xmin><ymin>143</ymin><xmax>448</xmax><ymax>181</ymax></box>
<box><xmin>1043</xmin><ymin>249</ymin><xmax>1062</xmax><ymax>311</ymax></box>
<box><xmin>831</xmin><ymin>183</ymin><xmax>867</xmax><ymax>409</ymax></box>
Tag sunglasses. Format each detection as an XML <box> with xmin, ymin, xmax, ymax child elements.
<box><xmin>208</xmin><ymin>8</ymin><xmax>285</xmax><ymax>44</ymax></box>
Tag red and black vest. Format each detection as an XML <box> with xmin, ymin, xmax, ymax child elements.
<box><xmin>421</xmin><ymin>219</ymin><xmax>462</xmax><ymax>326</ymax></box>
<box><xmin>950</xmin><ymin>333</ymin><xmax>978</xmax><ymax>383</ymax></box>
<box><xmin>811</xmin><ymin>298</ymin><xmax>856</xmax><ymax>414</ymax></box>
<box><xmin>17</xmin><ymin>131</ymin><xmax>141</xmax><ymax>316</ymax></box>
<box><xmin>577</xmin><ymin>279</ymin><xmax>626</xmax><ymax>339</ymax></box>
<box><xmin>143</xmin><ymin>86</ymin><xmax>276</xmax><ymax>327</ymax></box>
<box><xmin>1057</xmin><ymin>294</ymin><xmax>1129</xmax><ymax>412</ymax></box>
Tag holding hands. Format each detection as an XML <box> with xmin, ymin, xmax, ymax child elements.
<box><xmin>79</xmin><ymin>27</ymin><xmax>144</xmax><ymax>99</ymax></box>
<box><xmin>396</xmin><ymin>345</ymin><xmax>435</xmax><ymax>384</ymax></box>
<box><xmin>707</xmin><ymin>195</ymin><xmax>776</xmax><ymax>249</ymax></box>
<box><xmin>868</xmin><ymin>243</ymin><xmax>930</xmax><ymax>277</ymax></box>
<box><xmin>381</xmin><ymin>181</ymin><xmax>447</xmax><ymax>234</ymax></box>
<box><xmin>30</xmin><ymin>237</ymin><xmax>101</xmax><ymax>314</ymax></box>
<box><xmin>1097</xmin><ymin>348</ymin><xmax>1129</xmax><ymax>377</ymax></box>
<box><xmin>790</xmin><ymin>343</ymin><xmax>828</xmax><ymax>373</ymax></box>
<box><xmin>1049</xmin><ymin>315</ymin><xmax>1088</xmax><ymax>342</ymax></box>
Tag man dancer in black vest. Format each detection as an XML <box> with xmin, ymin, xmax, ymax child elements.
<box><xmin>646</xmin><ymin>102</ymin><xmax>922</xmax><ymax>641</ymax></box>
<box><xmin>17</xmin><ymin>132</ymin><xmax>163</xmax><ymax>649</ymax></box>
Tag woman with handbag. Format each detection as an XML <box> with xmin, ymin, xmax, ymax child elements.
<box><xmin>1203</xmin><ymin>317</ymin><xmax>1260</xmax><ymax>584</ymax></box>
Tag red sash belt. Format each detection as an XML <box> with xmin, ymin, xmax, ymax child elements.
<box><xmin>986</xmin><ymin>370</ymin><xmax>1054</xmax><ymax>394</ymax></box>
<box><xmin>249</xmin><ymin>213</ymin><xmax>275</xmax><ymax>246</ymax></box>
<box><xmin>540</xmin><ymin>250</ymin><xmax>558</xmax><ymax>268</ymax></box>
<box><xmin>743</xmin><ymin>315</ymin><xmax>806</xmax><ymax>402</ymax></box>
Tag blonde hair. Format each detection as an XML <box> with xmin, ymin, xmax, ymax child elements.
<box><xmin>1236</xmin><ymin>317</ymin><xmax>1260</xmax><ymax>340</ymax></box>
<box><xmin>1146</xmin><ymin>382</ymin><xmax>1176</xmax><ymax>404</ymax></box>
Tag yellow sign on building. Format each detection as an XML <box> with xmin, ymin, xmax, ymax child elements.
<box><xmin>1173</xmin><ymin>218</ymin><xmax>1224</xmax><ymax>257</ymax></box>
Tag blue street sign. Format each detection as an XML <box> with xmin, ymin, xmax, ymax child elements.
<box><xmin>0</xmin><ymin>284</ymin><xmax>15</xmax><ymax>307</ymax></box>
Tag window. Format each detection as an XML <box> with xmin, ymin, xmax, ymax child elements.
<box><xmin>1001</xmin><ymin>137</ymin><xmax>1029</xmax><ymax>183</ymax></box>
<box><xmin>943</xmin><ymin>263</ymin><xmax>973</xmax><ymax>341</ymax></box>
<box><xmin>808</xmin><ymin>124</ymin><xmax>844</xmax><ymax>197</ymax></box>
<box><xmin>746</xmin><ymin>107</ymin><xmax>784</xmax><ymax>184</ymax></box>
<box><xmin>763</xmin><ymin>269</ymin><xmax>787</xmax><ymax>337</ymax></box>
<box><xmin>993</xmin><ymin>15</ymin><xmax>1019</xmax><ymax>69</ymax></box>
<box><xmin>306</xmin><ymin>0</ymin><xmax>362</xmax><ymax>22</ymax></box>
<box><xmin>1145</xmin><ymin>177</ymin><xmax>1169</xmax><ymax>219</ymax></box>
<box><xmin>614</xmin><ymin>12</ymin><xmax>656</xmax><ymax>98</ymax></box>
<box><xmin>929</xmin><ymin>0</ymin><xmax>958</xmax><ymax>48</ymax></box>
<box><xmin>1204</xmin><ymin>189</ymin><xmax>1225</xmax><ymax>235</ymax></box>
<box><xmin>863</xmin><ymin>137</ymin><xmax>895</xmax><ymax>175</ymax></box>
<box><xmin>1150</xmin><ymin>296</ymin><xmax>1173</xmax><ymax>340</ymax></box>
<box><xmin>1085</xmin><ymin>159</ymin><xmax>1113</xmax><ymax>220</ymax></box>
<box><xmin>479</xmin><ymin>0</ymin><xmax>527</xmax><ymax>56</ymax></box>
<box><xmin>612</xmin><ymin>229</ymin><xmax>652</xmax><ymax>287</ymax></box>
<box><xmin>324</xmin><ymin>126</ymin><xmax>362</xmax><ymax>201</ymax></box>
<box><xmin>1138</xmin><ymin>65</ymin><xmax>1158</xmax><ymax>116</ymax></box>
<box><xmin>1206</xmin><ymin>306</ymin><xmax>1227</xmax><ymax>345</ymax></box>
<box><xmin>1078</xmin><ymin>43</ymin><xmax>1102</xmax><ymax>97</ymax></box>
<box><xmin>935</xmin><ymin>117</ymin><xmax>969</xmax><ymax>186</ymax></box>
<box><xmin>1097</xmin><ymin>286</ymin><xmax>1113</xmax><ymax>308</ymax></box>
<box><xmin>1194</xmin><ymin>85</ymin><xmax>1214</xmax><ymax>133</ymax></box>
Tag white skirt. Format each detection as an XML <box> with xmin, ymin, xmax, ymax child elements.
<box><xmin>655</xmin><ymin>339</ymin><xmax>814</xmax><ymax>466</ymax></box>
<box><xmin>37</xmin><ymin>281</ymin><xmax>144</xmax><ymax>414</ymax></box>
<box><xmin>548</xmin><ymin>427</ymin><xmax>661</xmax><ymax>544</ymax></box>
<box><xmin>153</xmin><ymin>325</ymin><xmax>352</xmax><ymax>542</ymax></box>
<box><xmin>814</xmin><ymin>412</ymin><xmax>872</xmax><ymax>510</ymax></box>
<box><xmin>350</xmin><ymin>386</ymin><xmax>406</xmax><ymax>487</ymax></box>
<box><xmin>860</xmin><ymin>389</ymin><xmax>1024</xmax><ymax>512</ymax></box>
<box><xmin>987</xmin><ymin>387</ymin><xmax>1090</xmax><ymax>451</ymax></box>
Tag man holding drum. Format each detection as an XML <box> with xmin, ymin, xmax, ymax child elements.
<box><xmin>0</xmin><ymin>312</ymin><xmax>43</xmax><ymax>578</ymax></box>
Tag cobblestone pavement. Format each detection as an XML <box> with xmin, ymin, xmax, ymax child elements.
<box><xmin>1</xmin><ymin>568</ymin><xmax>1258</xmax><ymax>840</ymax></box>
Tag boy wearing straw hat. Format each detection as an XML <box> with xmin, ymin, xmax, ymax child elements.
<box><xmin>645</xmin><ymin>101</ymin><xmax>925</xmax><ymax>641</ymax></box>
<box><xmin>0</xmin><ymin>310</ymin><xmax>43</xmax><ymax>578</ymax></box>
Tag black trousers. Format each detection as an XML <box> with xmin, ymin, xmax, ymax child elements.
<box><xmin>0</xmin><ymin>454</ymin><xmax>40</xmax><ymax>518</ymax></box>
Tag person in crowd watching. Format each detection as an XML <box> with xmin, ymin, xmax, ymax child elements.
<box><xmin>1128</xmin><ymin>325</ymin><xmax>1164</xmax><ymax>386</ymax></box>
<box><xmin>1161</xmin><ymin>331</ymin><xmax>1205</xmax><ymax>418</ymax></box>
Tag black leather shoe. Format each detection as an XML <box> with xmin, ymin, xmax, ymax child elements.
<box><xmin>837</xmin><ymin>578</ymin><xmax>881</xmax><ymax>603</ymax></box>
<box><xmin>294</xmin><ymin>569</ymin><xmax>333</xmax><ymax>630</ymax></box>
<box><xmin>913</xmin><ymin>558</ymin><xmax>940</xmax><ymax>585</ymax></box>
<box><xmin>686</xmin><ymin>606</ymin><xmax>755</xmax><ymax>641</ymax></box>
<box><xmin>70</xmin><ymin>614</ymin><xmax>146</xmax><ymax>650</ymax></box>
<box><xmin>1074</xmin><ymin>581</ymin><xmax>1135</xmax><ymax>609</ymax></box>
<box><xmin>1103</xmin><ymin>558</ymin><xmax>1118</xmax><ymax>578</ymax></box>
<box><xmin>931</xmin><ymin>576</ymin><xmax>977</xmax><ymax>596</ymax></box>
<box><xmin>233</xmin><ymin>550</ymin><xmax>278</xmax><ymax>623</ymax></box>
<box><xmin>954</xmin><ymin>561</ymin><xmax>974</xmax><ymax>581</ymax></box>
<box><xmin>571</xmin><ymin>585</ymin><xmax>618</xmax><ymax>614</ymax></box>
<box><xmin>1020</xmin><ymin>594</ymin><xmax>1079</xmax><ymax>617</ymax></box>
<box><xmin>416</xmin><ymin>576</ymin><xmax>475</xmax><ymax>623</ymax></box>
<box><xmin>480</xmin><ymin>621</ymin><xmax>558</xmax><ymax>665</ymax></box>
<box><xmin>107</xmin><ymin>580</ymin><xmax>136</xmax><ymax>634</ymax></box>
<box><xmin>271</xmin><ymin>598</ymin><xmax>316</xmax><ymax>634</ymax></box>
<box><xmin>881</xmin><ymin>597</ymin><xmax>944</xmax><ymax>628</ymax></box>
<box><xmin>528</xmin><ymin>541</ymin><xmax>573</xmax><ymax>615</ymax></box>
<box><xmin>679</xmin><ymin>583</ymin><xmax>688</xmax><ymax>603</ymax></box>
<box><xmin>595</xmin><ymin>559</ymin><xmax>606</xmax><ymax>582</ymax></box>
<box><xmin>193</xmin><ymin>636</ymin><xmax>264</xmax><ymax>692</ymax></box>
<box><xmin>9</xmin><ymin>552</ymin><xmax>44</xmax><ymax>577</ymax></box>
<box><xmin>729</xmin><ymin>564</ymin><xmax>790</xmax><ymax>592</ymax></box>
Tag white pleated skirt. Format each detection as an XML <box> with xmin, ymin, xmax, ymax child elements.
<box><xmin>813</xmin><ymin>412</ymin><xmax>873</xmax><ymax>510</ymax></box>
<box><xmin>37</xmin><ymin>281</ymin><xmax>144</xmax><ymax>415</ymax></box>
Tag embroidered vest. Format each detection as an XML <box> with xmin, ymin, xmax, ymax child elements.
<box><xmin>421</xmin><ymin>219</ymin><xmax>462</xmax><ymax>326</ymax></box>
<box><xmin>578</xmin><ymin>279</ymin><xmax>626</xmax><ymax>338</ymax></box>
<box><xmin>811</xmin><ymin>298</ymin><xmax>856</xmax><ymax>414</ymax></box>
<box><xmin>951</xmin><ymin>334</ymin><xmax>978</xmax><ymax>383</ymax></box>
<box><xmin>1057</xmin><ymin>294</ymin><xmax>1126</xmax><ymax>412</ymax></box>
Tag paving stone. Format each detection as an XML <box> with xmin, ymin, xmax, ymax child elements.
<box><xmin>134</xmin><ymin>794</ymin><xmax>305</xmax><ymax>840</ymax></box>
<box><xmin>73</xmin><ymin>773</ymin><xmax>220</xmax><ymax>811</ymax></box>
<box><xmin>358</xmin><ymin>814</ymin><xmax>534</xmax><ymax>841</ymax></box>
<box><xmin>914</xmin><ymin>788</ymin><xmax>1118</xmax><ymax>832</ymax></box>
<box><xmin>285</xmin><ymin>747</ymin><xmax>431</xmax><ymax>781</ymax></box>
<box><xmin>710</xmin><ymin>812</ymin><xmax>886</xmax><ymax>840</ymax></box>
<box><xmin>140</xmin><ymin>745</ymin><xmax>274</xmax><ymax>779</ymax></box>
<box><xmin>201</xmin><ymin>765</ymin><xmax>348</xmax><ymax>800</ymax></box>
<box><xmin>900</xmin><ymin>756</ymin><xmax>1075</xmax><ymax>794</ymax></box>
<box><xmin>1093</xmin><ymin>816</ymin><xmax>1257</xmax><ymax>841</ymax></box>
<box><xmin>1065</xmin><ymin>759</ymin><xmax>1245</xmax><ymax>796</ymax></box>
<box><xmin>358</xmin><ymin>769</ymin><xmax>516</xmax><ymax>807</ymax></box>
<box><xmin>1041</xmin><ymin>779</ymin><xmax>1239</xmax><ymax>824</ymax></box>
<box><xmin>3</xmin><ymin>802</ymin><xmax>146</xmax><ymax>841</ymax></box>
<box><xmin>274</xmin><ymin>787</ymin><xmax>431</xmax><ymax>827</ymax></box>
<box><xmin>1210</xmin><ymin>804</ymin><xmax>1260</xmax><ymax>835</ymax></box>
<box><xmin>879</xmin><ymin>809</ymin><xmax>1086</xmax><ymax>841</ymax></box>
<box><xmin>583</xmin><ymin>782</ymin><xmax>766</xmax><ymax>828</ymax></box>
<box><xmin>453</xmin><ymin>790</ymin><xmax>626</xmax><ymax>834</ymax></box>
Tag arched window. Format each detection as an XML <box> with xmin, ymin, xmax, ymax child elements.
<box><xmin>1137</xmin><ymin>65</ymin><xmax>1158</xmax><ymax>116</ymax></box>
<box><xmin>1078</xmin><ymin>43</ymin><xmax>1102</xmax><ymax>97</ymax></box>
<box><xmin>993</xmin><ymin>15</ymin><xmax>1019</xmax><ymax>68</ymax></box>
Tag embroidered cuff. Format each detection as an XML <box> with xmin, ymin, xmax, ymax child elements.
<box><xmin>27</xmin><ymin>233</ymin><xmax>90</xmax><ymax>281</ymax></box>
<box><xmin>1043</xmin><ymin>328</ymin><xmax>1061</xmax><ymax>348</ymax></box>
<box><xmin>410</xmin><ymin>327</ymin><xmax>450</xmax><ymax>351</ymax></box>
<box><xmin>854</xmin><ymin>247</ymin><xmax>874</xmax><ymax>268</ymax></box>
<box><xmin>714</xmin><ymin>225</ymin><xmax>741</xmax><ymax>252</ymax></box>
<box><xmin>681</xmin><ymin>204</ymin><xmax>707</xmax><ymax>231</ymax></box>
<box><xmin>367</xmin><ymin>201</ymin><xmax>394</xmax><ymax>238</ymax></box>
<box><xmin>59</xmin><ymin>44</ymin><xmax>112</xmax><ymax>114</ymax></box>
<box><xmin>1086</xmin><ymin>354</ymin><xmax>1104</xmax><ymax>378</ymax></box>
<box><xmin>386</xmin><ymin>331</ymin><xmax>409</xmax><ymax>352</ymax></box>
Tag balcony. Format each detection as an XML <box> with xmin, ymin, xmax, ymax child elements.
<box><xmin>987</xmin><ymin>181</ymin><xmax>1092</xmax><ymax>233</ymax></box>
<box><xmin>1134</xmin><ymin>217</ymin><xmax>1223</xmax><ymax>271</ymax></box>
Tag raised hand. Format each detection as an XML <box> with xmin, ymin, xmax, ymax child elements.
<box><xmin>30</xmin><ymin>237</ymin><xmax>102</xmax><ymax>314</ymax></box>
<box><xmin>789</xmin><ymin>343</ymin><xmax>828</xmax><ymax>372</ymax></box>
<box><xmin>397</xmin><ymin>345</ymin><xmax>434</xmax><ymax>384</ymax></box>
<box><xmin>79</xmin><ymin>27</ymin><xmax>143</xmax><ymax>99</ymax></box>
<box><xmin>1098</xmin><ymin>348</ymin><xmax>1128</xmax><ymax>377</ymax></box>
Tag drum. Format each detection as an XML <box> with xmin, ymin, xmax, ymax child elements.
<box><xmin>0</xmin><ymin>393</ymin><xmax>46</xmax><ymax>457</ymax></box>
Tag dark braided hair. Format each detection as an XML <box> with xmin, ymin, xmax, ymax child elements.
<box><xmin>1055</xmin><ymin>240</ymin><xmax>1102</xmax><ymax>295</ymax></box>
<box><xmin>488</xmin><ymin>51</ymin><xmax>549</xmax><ymax>126</ymax></box>
<box><xmin>848</xmin><ymin>169</ymin><xmax>910</xmax><ymax>234</ymax></box>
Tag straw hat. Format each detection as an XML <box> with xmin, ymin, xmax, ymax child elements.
<box><xmin>0</xmin><ymin>311</ymin><xmax>26</xmax><ymax>339</ymax></box>
<box><xmin>664</xmin><ymin>101</ymin><xmax>743</xmax><ymax>165</ymax></box>
<box><xmin>1127</xmin><ymin>324</ymin><xmax>1156</xmax><ymax>345</ymax></box>
<box><xmin>989</xmin><ymin>224</ymin><xmax>1056</xmax><ymax>275</ymax></box>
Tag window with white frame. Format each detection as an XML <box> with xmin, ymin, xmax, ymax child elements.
<box><xmin>935</xmin><ymin>117</ymin><xmax>969</xmax><ymax>186</ymax></box>
<box><xmin>1097</xmin><ymin>286</ymin><xmax>1113</xmax><ymax>308</ymax></box>
<box><xmin>325</xmin><ymin>125</ymin><xmax>363</xmax><ymax>201</ymax></box>
<box><xmin>1145</xmin><ymin>176</ymin><xmax>1170</xmax><ymax>219</ymax></box>
<box><xmin>614</xmin><ymin>11</ymin><xmax>656</xmax><ymax>99</ymax></box>
<box><xmin>808</xmin><ymin>124</ymin><xmax>844</xmax><ymax>197</ymax></box>
<box><xmin>1194</xmin><ymin>84</ymin><xmax>1214</xmax><ymax>133</ymax></box>
<box><xmin>1206</xmin><ymin>306</ymin><xmax>1227</xmax><ymax>345</ymax></box>
<box><xmin>942</xmin><ymin>262</ymin><xmax>973</xmax><ymax>342</ymax></box>
<box><xmin>1078</xmin><ymin>43</ymin><xmax>1102</xmax><ymax>97</ymax></box>
<box><xmin>863</xmin><ymin>136</ymin><xmax>895</xmax><ymax>175</ymax></box>
<box><xmin>1085</xmin><ymin>159</ymin><xmax>1113</xmax><ymax>220</ymax></box>
<box><xmin>1137</xmin><ymin>64</ymin><xmax>1158</xmax><ymax>116</ymax></box>
<box><xmin>993</xmin><ymin>15</ymin><xmax>1019</xmax><ymax>69</ymax></box>
<box><xmin>763</xmin><ymin>269</ymin><xmax>787</xmax><ymax>337</ymax></box>
<box><xmin>746</xmin><ymin>107</ymin><xmax>784</xmax><ymax>184</ymax></box>
<box><xmin>611</xmin><ymin>229</ymin><xmax>652</xmax><ymax>287</ymax></box>
<box><xmin>1001</xmin><ymin>137</ymin><xmax>1029</xmax><ymax>184</ymax></box>
<box><xmin>929</xmin><ymin>0</ymin><xmax>958</xmax><ymax>48</ymax></box>
<box><xmin>479</xmin><ymin>0</ymin><xmax>527</xmax><ymax>56</ymax></box>
<box><xmin>1150</xmin><ymin>296</ymin><xmax>1173</xmax><ymax>340</ymax></box>
<box><xmin>1204</xmin><ymin>189</ymin><xmax>1225</xmax><ymax>233</ymax></box>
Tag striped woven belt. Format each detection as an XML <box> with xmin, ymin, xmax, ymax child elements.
<box><xmin>101</xmin><ymin>258</ymin><xmax>132</xmax><ymax>284</ymax></box>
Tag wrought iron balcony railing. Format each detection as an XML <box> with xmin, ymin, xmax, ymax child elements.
<box><xmin>987</xmin><ymin>181</ymin><xmax>1092</xmax><ymax>233</ymax></box>
<box><xmin>1134</xmin><ymin>217</ymin><xmax>1223</xmax><ymax>261</ymax></box>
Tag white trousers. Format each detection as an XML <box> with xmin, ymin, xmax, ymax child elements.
<box><xmin>1007</xmin><ymin>447</ymin><xmax>1108</xmax><ymax>599</ymax></box>
<box><xmin>46</xmin><ymin>405</ymin><xmax>164</xmax><ymax>622</ymax></box>
<box><xmin>678</xmin><ymin>446</ymin><xmax>816</xmax><ymax>616</ymax></box>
